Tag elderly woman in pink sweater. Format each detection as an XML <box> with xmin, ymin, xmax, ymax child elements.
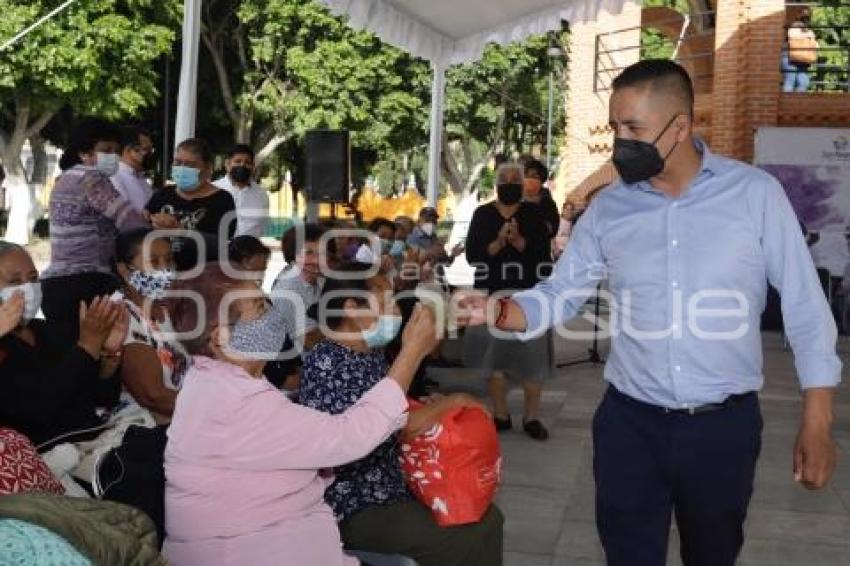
<box><xmin>162</xmin><ymin>264</ymin><xmax>438</xmax><ymax>566</ymax></box>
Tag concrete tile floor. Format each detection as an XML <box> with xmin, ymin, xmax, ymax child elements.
<box><xmin>431</xmin><ymin>328</ymin><xmax>850</xmax><ymax>566</ymax></box>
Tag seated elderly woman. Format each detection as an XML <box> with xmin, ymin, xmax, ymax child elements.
<box><xmin>300</xmin><ymin>263</ymin><xmax>504</xmax><ymax>566</ymax></box>
<box><xmin>161</xmin><ymin>264</ymin><xmax>438</xmax><ymax>566</ymax></box>
<box><xmin>226</xmin><ymin>235</ymin><xmax>297</xmax><ymax>389</ymax></box>
<box><xmin>0</xmin><ymin>242</ymin><xmax>126</xmax><ymax>449</ymax></box>
<box><xmin>113</xmin><ymin>229</ymin><xmax>190</xmax><ymax>424</ymax></box>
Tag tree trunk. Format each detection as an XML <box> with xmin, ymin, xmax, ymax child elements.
<box><xmin>1</xmin><ymin>102</ymin><xmax>56</xmax><ymax>243</ymax></box>
<box><xmin>2</xmin><ymin>144</ymin><xmax>33</xmax><ymax>245</ymax></box>
<box><xmin>29</xmin><ymin>135</ymin><xmax>48</xmax><ymax>219</ymax></box>
<box><xmin>441</xmin><ymin>137</ymin><xmax>465</xmax><ymax>195</ymax></box>
<box><xmin>237</xmin><ymin>108</ymin><xmax>253</xmax><ymax>144</ymax></box>
<box><xmin>29</xmin><ymin>135</ymin><xmax>48</xmax><ymax>185</ymax></box>
<box><xmin>254</xmin><ymin>132</ymin><xmax>288</xmax><ymax>174</ymax></box>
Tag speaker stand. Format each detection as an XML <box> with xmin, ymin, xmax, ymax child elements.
<box><xmin>556</xmin><ymin>283</ymin><xmax>606</xmax><ymax>368</ymax></box>
<box><xmin>306</xmin><ymin>201</ymin><xmax>319</xmax><ymax>223</ymax></box>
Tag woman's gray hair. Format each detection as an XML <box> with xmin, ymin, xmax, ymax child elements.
<box><xmin>0</xmin><ymin>241</ymin><xmax>26</xmax><ymax>260</ymax></box>
<box><xmin>495</xmin><ymin>162</ymin><xmax>524</xmax><ymax>186</ymax></box>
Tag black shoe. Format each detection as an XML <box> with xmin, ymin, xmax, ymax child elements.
<box><xmin>493</xmin><ymin>415</ymin><xmax>512</xmax><ymax>432</ymax></box>
<box><xmin>522</xmin><ymin>419</ymin><xmax>549</xmax><ymax>441</ymax></box>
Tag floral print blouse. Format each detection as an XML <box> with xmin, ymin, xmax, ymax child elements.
<box><xmin>300</xmin><ymin>340</ymin><xmax>411</xmax><ymax>521</ymax></box>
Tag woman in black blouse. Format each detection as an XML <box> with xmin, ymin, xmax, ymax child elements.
<box><xmin>0</xmin><ymin>242</ymin><xmax>126</xmax><ymax>448</ymax></box>
<box><xmin>464</xmin><ymin>162</ymin><xmax>554</xmax><ymax>441</ymax></box>
<box><xmin>146</xmin><ymin>138</ymin><xmax>236</xmax><ymax>271</ymax></box>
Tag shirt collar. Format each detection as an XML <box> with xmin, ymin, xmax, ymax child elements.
<box><xmin>631</xmin><ymin>137</ymin><xmax>718</xmax><ymax>193</ymax></box>
<box><xmin>694</xmin><ymin>137</ymin><xmax>721</xmax><ymax>177</ymax></box>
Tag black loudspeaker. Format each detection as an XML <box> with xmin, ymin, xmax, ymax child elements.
<box><xmin>305</xmin><ymin>129</ymin><xmax>350</xmax><ymax>203</ymax></box>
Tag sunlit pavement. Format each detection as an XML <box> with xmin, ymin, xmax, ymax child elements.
<box><xmin>433</xmin><ymin>324</ymin><xmax>850</xmax><ymax>566</ymax></box>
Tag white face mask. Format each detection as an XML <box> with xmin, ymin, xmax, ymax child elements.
<box><xmin>96</xmin><ymin>152</ymin><xmax>119</xmax><ymax>176</ymax></box>
<box><xmin>0</xmin><ymin>282</ymin><xmax>42</xmax><ymax>323</ymax></box>
<box><xmin>421</xmin><ymin>222</ymin><xmax>435</xmax><ymax>236</ymax></box>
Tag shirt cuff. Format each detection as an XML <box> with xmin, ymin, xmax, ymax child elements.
<box><xmin>361</xmin><ymin>379</ymin><xmax>410</xmax><ymax>429</ymax></box>
<box><xmin>795</xmin><ymin>353</ymin><xmax>843</xmax><ymax>390</ymax></box>
<box><xmin>511</xmin><ymin>289</ymin><xmax>550</xmax><ymax>342</ymax></box>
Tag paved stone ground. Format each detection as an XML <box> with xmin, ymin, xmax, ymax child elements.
<box><xmin>431</xmin><ymin>325</ymin><xmax>850</xmax><ymax>566</ymax></box>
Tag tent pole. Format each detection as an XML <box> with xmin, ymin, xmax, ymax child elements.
<box><xmin>174</xmin><ymin>0</ymin><xmax>202</xmax><ymax>146</ymax></box>
<box><xmin>426</xmin><ymin>63</ymin><xmax>446</xmax><ymax>207</ymax></box>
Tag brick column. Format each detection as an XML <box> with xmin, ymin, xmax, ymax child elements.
<box><xmin>712</xmin><ymin>0</ymin><xmax>785</xmax><ymax>161</ymax></box>
<box><xmin>555</xmin><ymin>1</ymin><xmax>642</xmax><ymax>205</ymax></box>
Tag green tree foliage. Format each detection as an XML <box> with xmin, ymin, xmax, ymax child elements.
<box><xmin>640</xmin><ymin>0</ymin><xmax>692</xmax><ymax>60</ymax></box>
<box><xmin>810</xmin><ymin>2</ymin><xmax>850</xmax><ymax>91</ymax></box>
<box><xmin>198</xmin><ymin>0</ymin><xmax>563</xmax><ymax>199</ymax></box>
<box><xmin>0</xmin><ymin>0</ymin><xmax>177</xmax><ymax>242</ymax></box>
<box><xmin>439</xmin><ymin>32</ymin><xmax>565</xmax><ymax>196</ymax></box>
<box><xmin>198</xmin><ymin>0</ymin><xmax>430</xmax><ymax>176</ymax></box>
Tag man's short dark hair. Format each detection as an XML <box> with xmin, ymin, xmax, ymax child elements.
<box><xmin>120</xmin><ymin>126</ymin><xmax>152</xmax><ymax>152</ymax></box>
<box><xmin>228</xmin><ymin>144</ymin><xmax>255</xmax><ymax>161</ymax></box>
<box><xmin>281</xmin><ymin>222</ymin><xmax>327</xmax><ymax>261</ymax></box>
<box><xmin>612</xmin><ymin>59</ymin><xmax>695</xmax><ymax>115</ymax></box>
<box><xmin>176</xmin><ymin>138</ymin><xmax>213</xmax><ymax>165</ymax></box>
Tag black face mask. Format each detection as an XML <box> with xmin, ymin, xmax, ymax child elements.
<box><xmin>497</xmin><ymin>183</ymin><xmax>523</xmax><ymax>205</ymax></box>
<box><xmin>612</xmin><ymin>114</ymin><xmax>680</xmax><ymax>185</ymax></box>
<box><xmin>230</xmin><ymin>165</ymin><xmax>252</xmax><ymax>185</ymax></box>
<box><xmin>142</xmin><ymin>153</ymin><xmax>157</xmax><ymax>172</ymax></box>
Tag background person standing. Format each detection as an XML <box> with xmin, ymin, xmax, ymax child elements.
<box><xmin>213</xmin><ymin>144</ymin><xmax>269</xmax><ymax>239</ymax></box>
<box><xmin>464</xmin><ymin>162</ymin><xmax>553</xmax><ymax>441</ymax></box>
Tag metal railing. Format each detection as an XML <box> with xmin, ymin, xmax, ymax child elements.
<box><xmin>594</xmin><ymin>11</ymin><xmax>716</xmax><ymax>92</ymax></box>
<box><xmin>594</xmin><ymin>18</ymin><xmax>850</xmax><ymax>94</ymax></box>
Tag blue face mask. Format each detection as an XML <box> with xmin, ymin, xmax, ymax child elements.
<box><xmin>363</xmin><ymin>314</ymin><xmax>403</xmax><ymax>349</ymax></box>
<box><xmin>389</xmin><ymin>240</ymin><xmax>406</xmax><ymax>257</ymax></box>
<box><xmin>96</xmin><ymin>152</ymin><xmax>119</xmax><ymax>176</ymax></box>
<box><xmin>227</xmin><ymin>303</ymin><xmax>287</xmax><ymax>361</ymax></box>
<box><xmin>172</xmin><ymin>165</ymin><xmax>201</xmax><ymax>192</ymax></box>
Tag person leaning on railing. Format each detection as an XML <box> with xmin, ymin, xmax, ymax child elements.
<box><xmin>783</xmin><ymin>8</ymin><xmax>819</xmax><ymax>93</ymax></box>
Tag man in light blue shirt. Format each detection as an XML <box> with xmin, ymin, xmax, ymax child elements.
<box><xmin>459</xmin><ymin>60</ymin><xmax>840</xmax><ymax>566</ymax></box>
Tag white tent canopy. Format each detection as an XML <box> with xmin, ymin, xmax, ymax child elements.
<box><xmin>319</xmin><ymin>0</ymin><xmax>628</xmax><ymax>66</ymax></box>
<box><xmin>175</xmin><ymin>0</ymin><xmax>629</xmax><ymax>204</ymax></box>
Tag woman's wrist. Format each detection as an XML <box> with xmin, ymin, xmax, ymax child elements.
<box><xmin>77</xmin><ymin>338</ymin><xmax>102</xmax><ymax>360</ymax></box>
<box><xmin>101</xmin><ymin>349</ymin><xmax>122</xmax><ymax>360</ymax></box>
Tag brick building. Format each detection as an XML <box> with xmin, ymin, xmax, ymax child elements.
<box><xmin>555</xmin><ymin>0</ymin><xmax>850</xmax><ymax>205</ymax></box>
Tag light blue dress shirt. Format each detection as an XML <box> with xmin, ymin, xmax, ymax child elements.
<box><xmin>513</xmin><ymin>141</ymin><xmax>841</xmax><ymax>409</ymax></box>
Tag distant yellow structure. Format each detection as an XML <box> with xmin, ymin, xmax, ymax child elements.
<box><xmin>267</xmin><ymin>185</ymin><xmax>458</xmax><ymax>222</ymax></box>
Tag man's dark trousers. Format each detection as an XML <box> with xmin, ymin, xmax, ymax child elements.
<box><xmin>593</xmin><ymin>386</ymin><xmax>763</xmax><ymax>566</ymax></box>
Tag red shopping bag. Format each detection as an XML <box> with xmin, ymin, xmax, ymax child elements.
<box><xmin>400</xmin><ymin>400</ymin><xmax>501</xmax><ymax>526</ymax></box>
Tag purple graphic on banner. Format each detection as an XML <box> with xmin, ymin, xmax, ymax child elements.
<box><xmin>761</xmin><ymin>165</ymin><xmax>842</xmax><ymax>230</ymax></box>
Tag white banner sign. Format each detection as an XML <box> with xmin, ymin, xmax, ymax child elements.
<box><xmin>755</xmin><ymin>127</ymin><xmax>850</xmax><ymax>166</ymax></box>
<box><xmin>755</xmin><ymin>127</ymin><xmax>850</xmax><ymax>277</ymax></box>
